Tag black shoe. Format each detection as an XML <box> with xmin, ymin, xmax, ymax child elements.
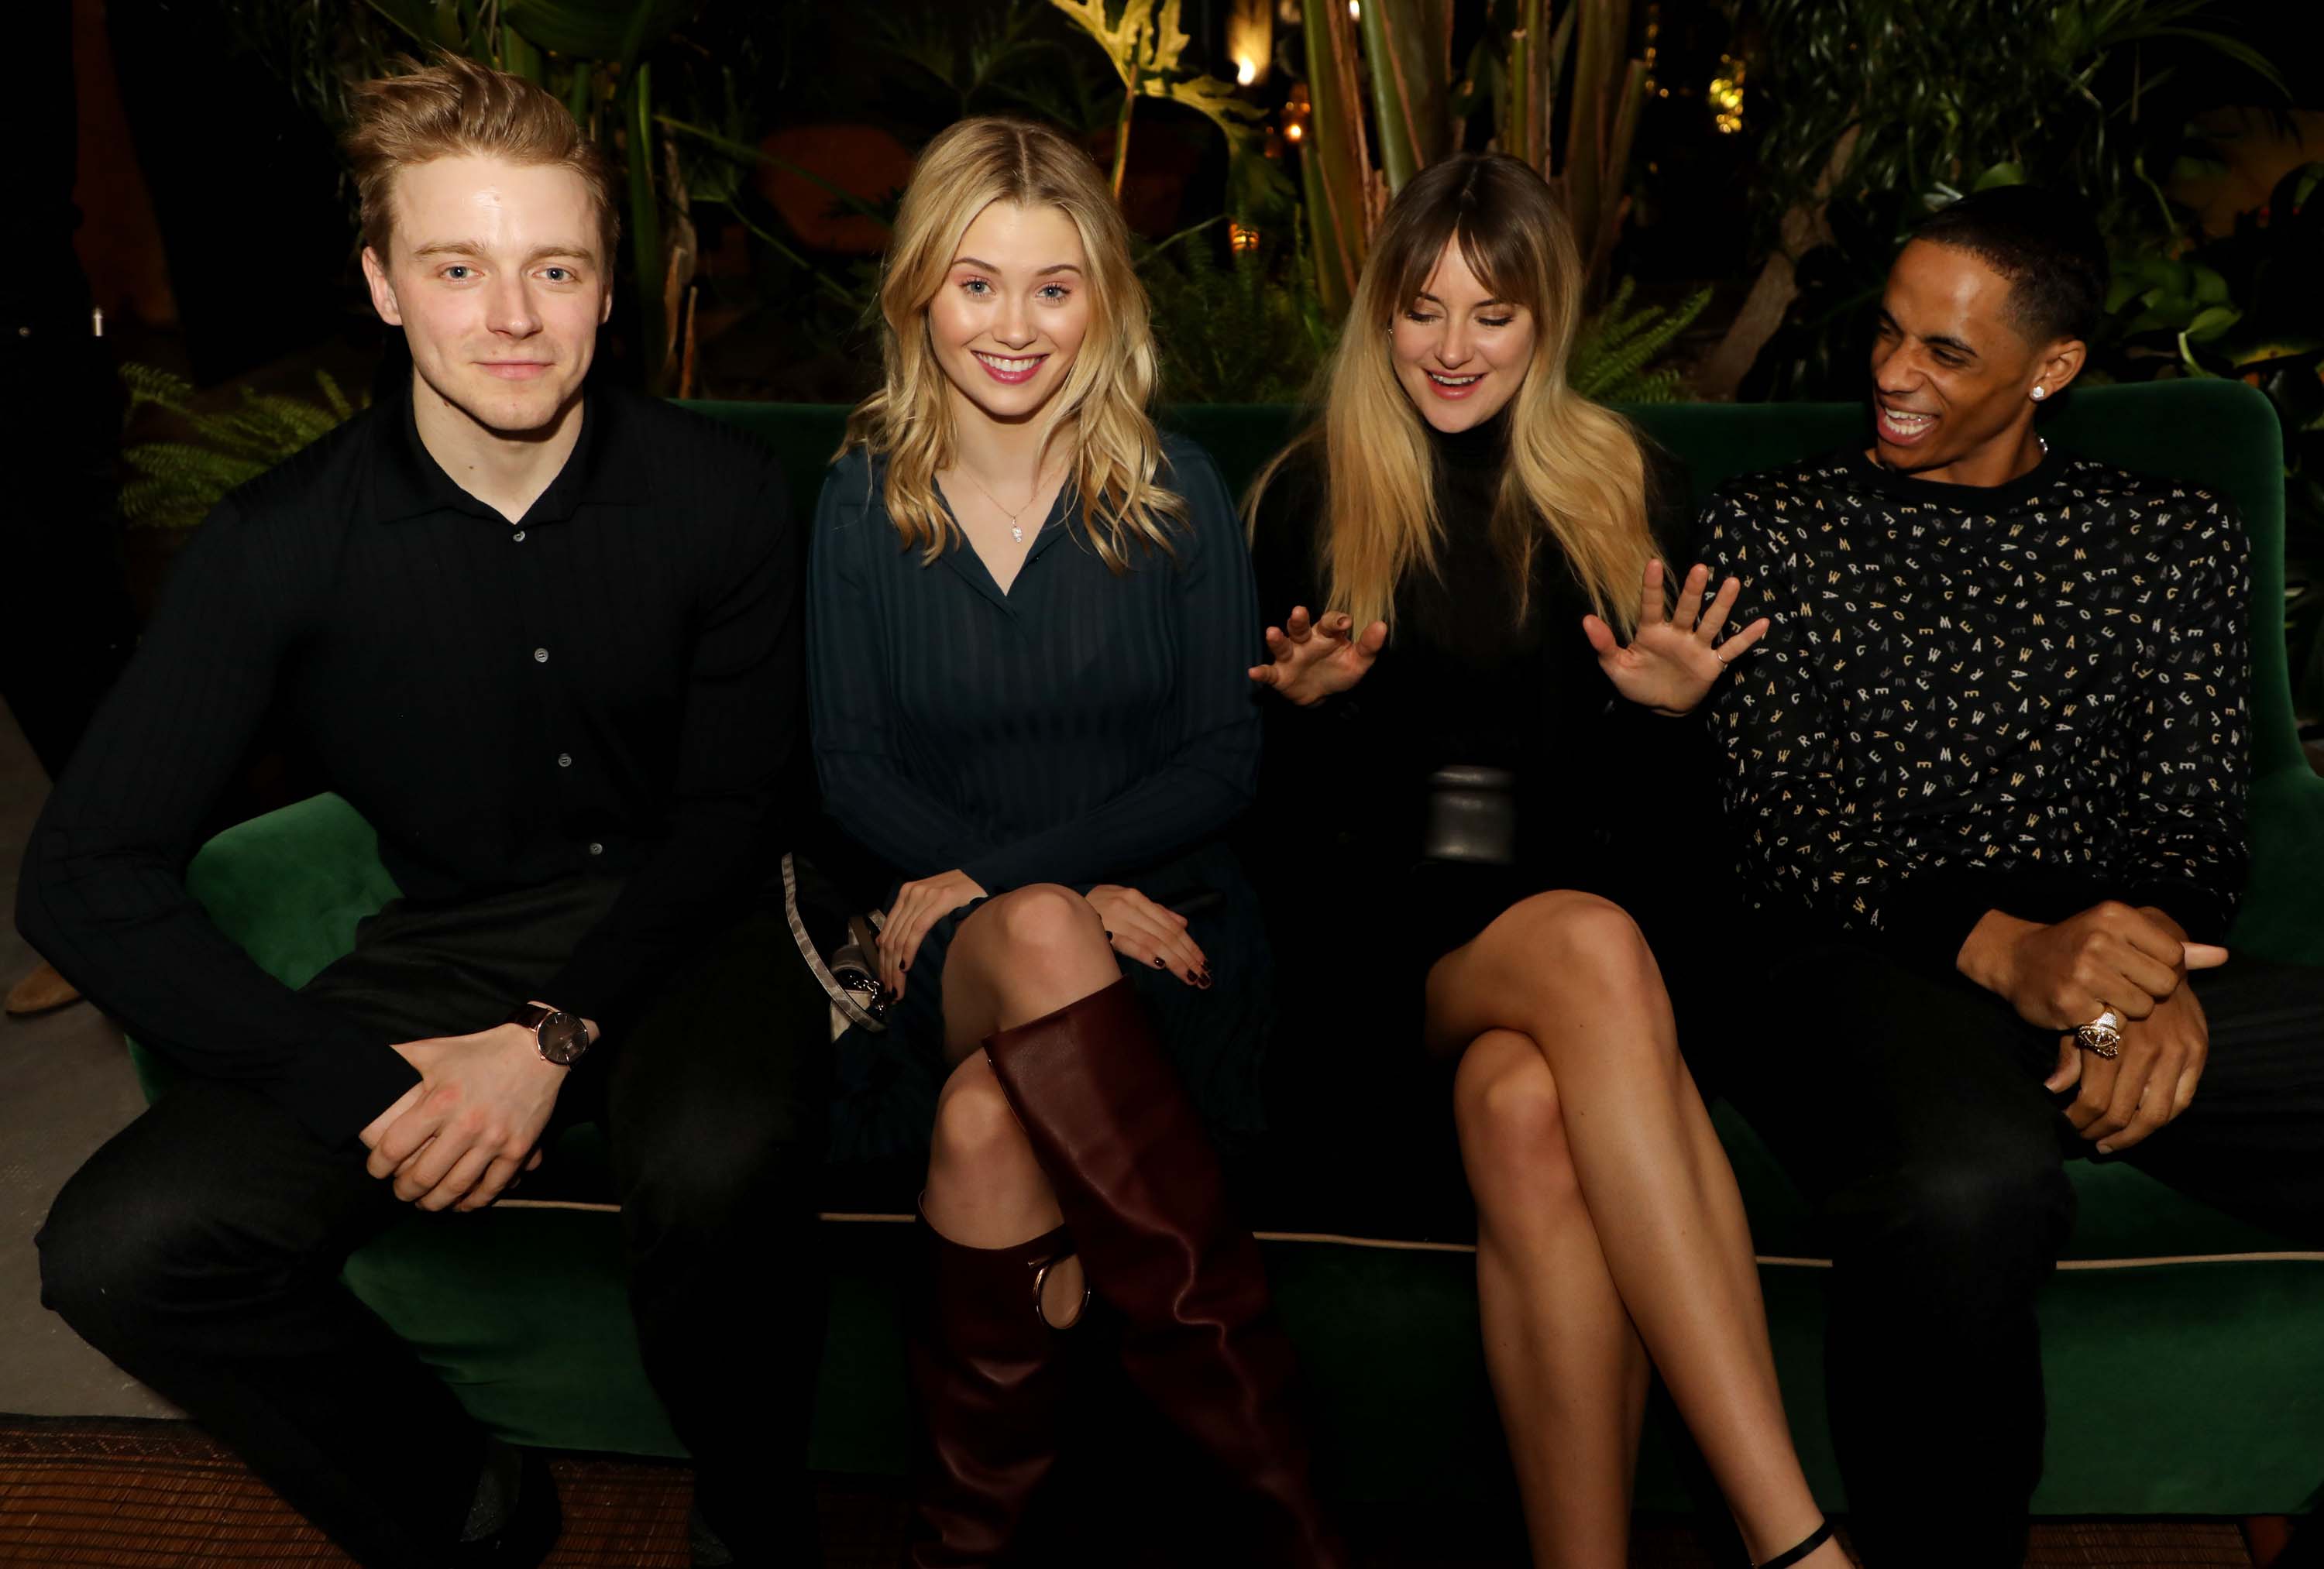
<box><xmin>689</xmin><ymin>1505</ymin><xmax>735</xmax><ymax>1567</ymax></box>
<box><xmin>452</xmin><ymin>1447</ymin><xmax>561</xmax><ymax>1567</ymax></box>
<box><xmin>1755</xmin><ymin>1519</ymin><xmax>1837</xmax><ymax>1569</ymax></box>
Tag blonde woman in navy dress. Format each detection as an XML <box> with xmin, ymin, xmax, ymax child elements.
<box><xmin>805</xmin><ymin>116</ymin><xmax>1339</xmax><ymax>1567</ymax></box>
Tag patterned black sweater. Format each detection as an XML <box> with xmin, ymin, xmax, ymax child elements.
<box><xmin>1698</xmin><ymin>446</ymin><xmax>2251</xmax><ymax>973</ymax></box>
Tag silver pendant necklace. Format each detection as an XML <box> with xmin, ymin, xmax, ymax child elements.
<box><xmin>956</xmin><ymin>465</ymin><xmax>1047</xmax><ymax>544</ymax></box>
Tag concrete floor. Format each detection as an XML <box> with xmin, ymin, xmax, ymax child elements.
<box><xmin>0</xmin><ymin>698</ymin><xmax>177</xmax><ymax>1419</ymax></box>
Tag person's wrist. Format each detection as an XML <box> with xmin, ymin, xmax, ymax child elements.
<box><xmin>500</xmin><ymin>1021</ymin><xmax>571</xmax><ymax>1073</ymax></box>
<box><xmin>1958</xmin><ymin>909</ymin><xmax>2034</xmax><ymax>996</ymax></box>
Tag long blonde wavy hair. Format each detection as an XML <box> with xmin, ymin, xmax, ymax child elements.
<box><xmin>1250</xmin><ymin>153</ymin><xmax>1660</xmax><ymax>631</ymax></box>
<box><xmin>841</xmin><ymin>115</ymin><xmax>1183</xmax><ymax>568</ymax></box>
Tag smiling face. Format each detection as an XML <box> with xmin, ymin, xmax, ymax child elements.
<box><xmin>1868</xmin><ymin>239</ymin><xmax>2083</xmax><ymax>483</ymax></box>
<box><xmin>359</xmin><ymin>153</ymin><xmax>610</xmax><ymax>438</ymax></box>
<box><xmin>927</xmin><ymin>200</ymin><xmax>1092</xmax><ymax>427</ymax></box>
<box><xmin>1391</xmin><ymin>237</ymin><xmax>1536</xmax><ymax>434</ymax></box>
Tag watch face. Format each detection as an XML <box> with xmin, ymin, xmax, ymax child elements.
<box><xmin>538</xmin><ymin>1012</ymin><xmax>589</xmax><ymax>1066</ymax></box>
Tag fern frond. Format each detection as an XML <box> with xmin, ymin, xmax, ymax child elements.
<box><xmin>117</xmin><ymin>365</ymin><xmax>365</xmax><ymax>529</ymax></box>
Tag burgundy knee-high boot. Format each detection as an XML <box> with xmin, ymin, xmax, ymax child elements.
<box><xmin>903</xmin><ymin>1207</ymin><xmax>1080</xmax><ymax>1567</ymax></box>
<box><xmin>982</xmin><ymin>978</ymin><xmax>1344</xmax><ymax>1567</ymax></box>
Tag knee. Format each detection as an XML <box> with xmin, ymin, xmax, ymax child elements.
<box><xmin>1520</xmin><ymin>891</ymin><xmax>1654</xmax><ymax>977</ymax></box>
<box><xmin>624</xmin><ymin>1104</ymin><xmax>815</xmax><ymax>1232</ymax></box>
<box><xmin>1484</xmin><ymin>891</ymin><xmax>1662</xmax><ymax>1005</ymax></box>
<box><xmin>1852</xmin><ymin>1142</ymin><xmax>2073</xmax><ymax>1292</ymax></box>
<box><xmin>927</xmin><ymin>1064</ymin><xmax>1036</xmax><ymax>1188</ymax></box>
<box><xmin>1452</xmin><ymin>1033</ymin><xmax>1580</xmax><ymax>1212</ymax></box>
<box><xmin>980</xmin><ymin>884</ymin><xmax>1106</xmax><ymax>968</ymax></box>
<box><xmin>37</xmin><ymin>1164</ymin><xmax>200</xmax><ymax>1338</ymax></box>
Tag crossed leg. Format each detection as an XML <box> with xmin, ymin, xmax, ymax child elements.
<box><xmin>1428</xmin><ymin>890</ymin><xmax>1838</xmax><ymax>1568</ymax></box>
<box><xmin>923</xmin><ymin>884</ymin><xmax>1122</xmax><ymax>1319</ymax></box>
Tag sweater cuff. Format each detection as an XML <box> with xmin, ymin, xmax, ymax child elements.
<box><xmin>2123</xmin><ymin>881</ymin><xmax>2237</xmax><ymax>945</ymax></box>
<box><xmin>273</xmin><ymin>1040</ymin><xmax>423</xmax><ymax>1148</ymax></box>
<box><xmin>1874</xmin><ymin>870</ymin><xmax>2128</xmax><ymax>980</ymax></box>
<box><xmin>1872</xmin><ymin>875</ymin><xmax>2007</xmax><ymax>978</ymax></box>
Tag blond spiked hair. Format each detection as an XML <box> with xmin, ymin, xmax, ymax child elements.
<box><xmin>345</xmin><ymin>52</ymin><xmax>619</xmax><ymax>266</ymax></box>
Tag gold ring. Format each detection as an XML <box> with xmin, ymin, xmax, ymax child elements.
<box><xmin>2075</xmin><ymin>1008</ymin><xmax>2124</xmax><ymax>1059</ymax></box>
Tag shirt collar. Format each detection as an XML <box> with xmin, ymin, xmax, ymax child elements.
<box><xmin>363</xmin><ymin>368</ymin><xmax>648</xmax><ymax>527</ymax></box>
<box><xmin>1844</xmin><ymin>439</ymin><xmax>2065</xmax><ymax>513</ymax></box>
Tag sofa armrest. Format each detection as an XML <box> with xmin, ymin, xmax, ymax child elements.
<box><xmin>2227</xmin><ymin>761</ymin><xmax>2324</xmax><ymax>969</ymax></box>
<box><xmin>183</xmin><ymin>791</ymin><xmax>401</xmax><ymax>990</ymax></box>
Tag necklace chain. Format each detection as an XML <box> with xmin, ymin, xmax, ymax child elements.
<box><xmin>955</xmin><ymin>463</ymin><xmax>1051</xmax><ymax>544</ymax></box>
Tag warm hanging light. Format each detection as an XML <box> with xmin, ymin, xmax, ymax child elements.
<box><xmin>1708</xmin><ymin>53</ymin><xmax>1745</xmax><ymax>134</ymax></box>
<box><xmin>1229</xmin><ymin>221</ymin><xmax>1261</xmax><ymax>252</ymax></box>
<box><xmin>1229</xmin><ymin>0</ymin><xmax>1271</xmax><ymax>87</ymax></box>
<box><xmin>1281</xmin><ymin>81</ymin><xmax>1312</xmax><ymax>144</ymax></box>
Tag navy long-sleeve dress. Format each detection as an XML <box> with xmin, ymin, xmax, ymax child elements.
<box><xmin>806</xmin><ymin>433</ymin><xmax>1272</xmax><ymax>1161</ymax></box>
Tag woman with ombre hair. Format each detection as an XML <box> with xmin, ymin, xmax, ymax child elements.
<box><xmin>1244</xmin><ymin>153</ymin><xmax>1848</xmax><ymax>1569</ymax></box>
<box><xmin>806</xmin><ymin>115</ymin><xmax>1339</xmax><ymax>1567</ymax></box>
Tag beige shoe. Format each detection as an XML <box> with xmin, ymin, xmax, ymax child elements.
<box><xmin>5</xmin><ymin>960</ymin><xmax>82</xmax><ymax>1017</ymax></box>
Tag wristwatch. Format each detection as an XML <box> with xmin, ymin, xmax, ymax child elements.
<box><xmin>504</xmin><ymin>1001</ymin><xmax>590</xmax><ymax>1066</ymax></box>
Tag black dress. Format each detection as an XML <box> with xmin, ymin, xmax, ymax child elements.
<box><xmin>807</xmin><ymin>435</ymin><xmax>1272</xmax><ymax>1166</ymax></box>
<box><xmin>1241</xmin><ymin>410</ymin><xmax>1725</xmax><ymax>1227</ymax></box>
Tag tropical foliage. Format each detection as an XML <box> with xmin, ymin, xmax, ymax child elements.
<box><xmin>118</xmin><ymin>366</ymin><xmax>361</xmax><ymax>530</ymax></box>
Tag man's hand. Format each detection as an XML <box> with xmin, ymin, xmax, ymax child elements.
<box><xmin>2044</xmin><ymin>973</ymin><xmax>2211</xmax><ymax>1155</ymax></box>
<box><xmin>878</xmin><ymin>870</ymin><xmax>988</xmax><ymax>1001</ymax></box>
<box><xmin>359</xmin><ymin>1021</ymin><xmax>576</xmax><ymax>1212</ymax></box>
<box><xmin>1248</xmin><ymin>606</ymin><xmax>1386</xmax><ymax>707</ymax></box>
<box><xmin>1583</xmin><ymin>560</ymin><xmax>1769</xmax><ymax>717</ymax></box>
<box><xmin>1958</xmin><ymin>901</ymin><xmax>2227</xmax><ymax>1031</ymax></box>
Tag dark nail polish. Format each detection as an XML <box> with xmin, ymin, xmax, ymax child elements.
<box><xmin>1197</xmin><ymin>971</ymin><xmax>1213</xmax><ymax>989</ymax></box>
<box><xmin>1153</xmin><ymin>956</ymin><xmax>1167</xmax><ymax>969</ymax></box>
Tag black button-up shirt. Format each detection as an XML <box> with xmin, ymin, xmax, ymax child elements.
<box><xmin>19</xmin><ymin>376</ymin><xmax>801</xmax><ymax>1144</ymax></box>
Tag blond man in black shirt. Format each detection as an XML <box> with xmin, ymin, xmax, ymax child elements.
<box><xmin>26</xmin><ymin>57</ymin><xmax>826</xmax><ymax>1569</ymax></box>
<box><xmin>1700</xmin><ymin>187</ymin><xmax>2324</xmax><ymax>1568</ymax></box>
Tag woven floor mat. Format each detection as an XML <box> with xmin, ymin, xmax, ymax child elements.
<box><xmin>0</xmin><ymin>1416</ymin><xmax>2257</xmax><ymax>1566</ymax></box>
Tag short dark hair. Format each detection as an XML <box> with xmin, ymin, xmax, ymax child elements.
<box><xmin>1910</xmin><ymin>186</ymin><xmax>2109</xmax><ymax>345</ymax></box>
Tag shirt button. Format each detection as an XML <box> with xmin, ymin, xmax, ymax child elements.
<box><xmin>513</xmin><ymin>530</ymin><xmax>527</xmax><ymax>542</ymax></box>
<box><xmin>557</xmin><ymin>753</ymin><xmax>572</xmax><ymax>768</ymax></box>
<box><xmin>533</xmin><ymin>647</ymin><xmax>549</xmax><ymax>664</ymax></box>
<box><xmin>587</xmin><ymin>842</ymin><xmax>604</xmax><ymax>857</ymax></box>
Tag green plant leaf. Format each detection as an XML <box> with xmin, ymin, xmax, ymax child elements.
<box><xmin>2182</xmin><ymin>304</ymin><xmax>2242</xmax><ymax>343</ymax></box>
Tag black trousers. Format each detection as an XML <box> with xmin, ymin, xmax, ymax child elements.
<box><xmin>1726</xmin><ymin>940</ymin><xmax>2324</xmax><ymax>1569</ymax></box>
<box><xmin>36</xmin><ymin>876</ymin><xmax>831</xmax><ymax>1567</ymax></box>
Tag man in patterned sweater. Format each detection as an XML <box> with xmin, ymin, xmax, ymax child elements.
<box><xmin>1698</xmin><ymin>187</ymin><xmax>2324</xmax><ymax>1567</ymax></box>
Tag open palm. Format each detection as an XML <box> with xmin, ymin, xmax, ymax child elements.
<box><xmin>1583</xmin><ymin>560</ymin><xmax>1768</xmax><ymax>716</ymax></box>
<box><xmin>1249</xmin><ymin>605</ymin><xmax>1388</xmax><ymax>707</ymax></box>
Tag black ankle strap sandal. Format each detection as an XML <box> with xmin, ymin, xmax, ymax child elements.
<box><xmin>1757</xmin><ymin>1519</ymin><xmax>1834</xmax><ymax>1569</ymax></box>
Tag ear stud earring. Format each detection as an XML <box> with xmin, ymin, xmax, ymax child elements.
<box><xmin>2031</xmin><ymin>386</ymin><xmax>2047</xmax><ymax>400</ymax></box>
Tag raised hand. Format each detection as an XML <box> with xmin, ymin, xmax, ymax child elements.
<box><xmin>1248</xmin><ymin>605</ymin><xmax>1387</xmax><ymax>708</ymax></box>
<box><xmin>1583</xmin><ymin>560</ymin><xmax>1769</xmax><ymax>716</ymax></box>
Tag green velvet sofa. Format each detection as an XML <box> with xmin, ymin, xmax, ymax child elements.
<box><xmin>136</xmin><ymin>380</ymin><xmax>2324</xmax><ymax>1519</ymax></box>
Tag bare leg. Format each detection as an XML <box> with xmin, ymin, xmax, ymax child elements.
<box><xmin>1427</xmin><ymin>891</ymin><xmax>1839</xmax><ymax>1568</ymax></box>
<box><xmin>923</xmin><ymin>884</ymin><xmax>1119</xmax><ymax>1317</ymax></box>
<box><xmin>1456</xmin><ymin>1028</ymin><xmax>1651</xmax><ymax>1569</ymax></box>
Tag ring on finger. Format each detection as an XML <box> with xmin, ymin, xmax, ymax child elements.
<box><xmin>2075</xmin><ymin>1008</ymin><xmax>2124</xmax><ymax>1059</ymax></box>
